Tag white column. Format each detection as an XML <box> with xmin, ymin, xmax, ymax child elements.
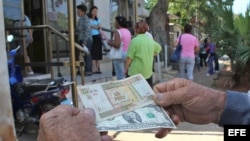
<box><xmin>94</xmin><ymin>0</ymin><xmax>111</xmax><ymax>36</ymax></box>
<box><xmin>0</xmin><ymin>1</ymin><xmax>17</xmax><ymax>141</ymax></box>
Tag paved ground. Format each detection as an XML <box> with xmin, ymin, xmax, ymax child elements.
<box><xmin>18</xmin><ymin>56</ymin><xmax>225</xmax><ymax>141</ymax></box>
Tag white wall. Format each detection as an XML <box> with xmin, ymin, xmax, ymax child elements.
<box><xmin>137</xmin><ymin>0</ymin><xmax>149</xmax><ymax>18</ymax></box>
<box><xmin>94</xmin><ymin>0</ymin><xmax>111</xmax><ymax>38</ymax></box>
<box><xmin>0</xmin><ymin>0</ymin><xmax>17</xmax><ymax>140</ymax></box>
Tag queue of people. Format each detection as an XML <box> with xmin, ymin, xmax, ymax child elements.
<box><xmin>76</xmin><ymin>4</ymin><xmax>161</xmax><ymax>86</ymax></box>
<box><xmin>76</xmin><ymin>4</ymin><xmax>220</xmax><ymax>82</ymax></box>
<box><xmin>76</xmin><ymin>4</ymin><xmax>106</xmax><ymax>76</ymax></box>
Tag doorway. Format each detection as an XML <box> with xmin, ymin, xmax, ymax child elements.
<box><xmin>23</xmin><ymin>0</ymin><xmax>46</xmax><ymax>73</ymax></box>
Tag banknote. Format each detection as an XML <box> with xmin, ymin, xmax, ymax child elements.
<box><xmin>77</xmin><ymin>74</ymin><xmax>155</xmax><ymax>122</ymax></box>
<box><xmin>97</xmin><ymin>104</ymin><xmax>176</xmax><ymax>131</ymax></box>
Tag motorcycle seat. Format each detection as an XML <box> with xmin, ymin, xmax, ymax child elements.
<box><xmin>23</xmin><ymin>77</ymin><xmax>65</xmax><ymax>86</ymax></box>
<box><xmin>22</xmin><ymin>77</ymin><xmax>65</xmax><ymax>94</ymax></box>
<box><xmin>23</xmin><ymin>85</ymin><xmax>51</xmax><ymax>94</ymax></box>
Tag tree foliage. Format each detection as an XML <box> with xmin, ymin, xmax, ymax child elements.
<box><xmin>234</xmin><ymin>5</ymin><xmax>250</xmax><ymax>73</ymax></box>
<box><xmin>168</xmin><ymin>0</ymin><xmax>200</xmax><ymax>26</ymax></box>
<box><xmin>144</xmin><ymin>0</ymin><xmax>158</xmax><ymax>10</ymax></box>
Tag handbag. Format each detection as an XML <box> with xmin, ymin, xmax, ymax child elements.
<box><xmin>170</xmin><ymin>35</ymin><xmax>182</xmax><ymax>63</ymax></box>
<box><xmin>107</xmin><ymin>30</ymin><xmax>123</xmax><ymax>59</ymax></box>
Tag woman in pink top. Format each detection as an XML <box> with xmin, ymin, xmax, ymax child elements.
<box><xmin>108</xmin><ymin>16</ymin><xmax>131</xmax><ymax>80</ymax></box>
<box><xmin>176</xmin><ymin>24</ymin><xmax>199</xmax><ymax>80</ymax></box>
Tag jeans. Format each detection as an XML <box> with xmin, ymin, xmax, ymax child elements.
<box><xmin>208</xmin><ymin>55</ymin><xmax>215</xmax><ymax>75</ymax></box>
<box><xmin>84</xmin><ymin>38</ymin><xmax>93</xmax><ymax>73</ymax></box>
<box><xmin>214</xmin><ymin>53</ymin><xmax>219</xmax><ymax>71</ymax></box>
<box><xmin>179</xmin><ymin>56</ymin><xmax>195</xmax><ymax>80</ymax></box>
<box><xmin>113</xmin><ymin>52</ymin><xmax>127</xmax><ymax>80</ymax></box>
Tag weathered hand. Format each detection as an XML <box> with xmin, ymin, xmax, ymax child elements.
<box><xmin>38</xmin><ymin>105</ymin><xmax>112</xmax><ymax>141</ymax></box>
<box><xmin>153</xmin><ymin>78</ymin><xmax>226</xmax><ymax>138</ymax></box>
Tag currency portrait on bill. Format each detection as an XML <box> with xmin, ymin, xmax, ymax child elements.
<box><xmin>122</xmin><ymin>111</ymin><xmax>142</xmax><ymax>124</ymax></box>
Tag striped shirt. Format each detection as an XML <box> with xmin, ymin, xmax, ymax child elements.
<box><xmin>77</xmin><ymin>15</ymin><xmax>91</xmax><ymax>43</ymax></box>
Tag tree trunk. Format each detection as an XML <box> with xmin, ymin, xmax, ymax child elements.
<box><xmin>148</xmin><ymin>0</ymin><xmax>169</xmax><ymax>45</ymax></box>
<box><xmin>148</xmin><ymin>0</ymin><xmax>169</xmax><ymax>62</ymax></box>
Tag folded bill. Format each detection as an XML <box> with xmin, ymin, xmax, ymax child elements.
<box><xmin>77</xmin><ymin>74</ymin><xmax>155</xmax><ymax>122</ymax></box>
<box><xmin>97</xmin><ymin>104</ymin><xmax>176</xmax><ymax>131</ymax></box>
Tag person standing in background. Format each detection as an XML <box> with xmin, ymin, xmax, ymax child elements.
<box><xmin>76</xmin><ymin>4</ymin><xmax>92</xmax><ymax>76</ymax></box>
<box><xmin>199</xmin><ymin>38</ymin><xmax>208</xmax><ymax>68</ymax></box>
<box><xmin>206</xmin><ymin>36</ymin><xmax>217</xmax><ymax>76</ymax></box>
<box><xmin>15</xmin><ymin>15</ymin><xmax>34</xmax><ymax>75</ymax></box>
<box><xmin>88</xmin><ymin>6</ymin><xmax>103</xmax><ymax>74</ymax></box>
<box><xmin>125</xmin><ymin>21</ymin><xmax>161</xmax><ymax>87</ymax></box>
<box><xmin>214</xmin><ymin>42</ymin><xmax>220</xmax><ymax>73</ymax></box>
<box><xmin>176</xmin><ymin>24</ymin><xmax>199</xmax><ymax>80</ymax></box>
<box><xmin>108</xmin><ymin>16</ymin><xmax>131</xmax><ymax>80</ymax></box>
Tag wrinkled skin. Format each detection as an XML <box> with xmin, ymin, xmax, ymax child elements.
<box><xmin>38</xmin><ymin>105</ymin><xmax>112</xmax><ymax>141</ymax></box>
<box><xmin>153</xmin><ymin>78</ymin><xmax>226</xmax><ymax>138</ymax></box>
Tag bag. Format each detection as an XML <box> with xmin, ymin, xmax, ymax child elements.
<box><xmin>170</xmin><ymin>35</ymin><xmax>182</xmax><ymax>63</ymax></box>
<box><xmin>108</xmin><ymin>46</ymin><xmax>122</xmax><ymax>59</ymax></box>
<box><xmin>107</xmin><ymin>30</ymin><xmax>123</xmax><ymax>59</ymax></box>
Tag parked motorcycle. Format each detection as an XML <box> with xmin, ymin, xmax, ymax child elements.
<box><xmin>6</xmin><ymin>35</ymin><xmax>72</xmax><ymax>136</ymax></box>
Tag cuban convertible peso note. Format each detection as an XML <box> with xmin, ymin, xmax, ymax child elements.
<box><xmin>77</xmin><ymin>74</ymin><xmax>155</xmax><ymax>122</ymax></box>
<box><xmin>97</xmin><ymin>104</ymin><xmax>176</xmax><ymax>131</ymax></box>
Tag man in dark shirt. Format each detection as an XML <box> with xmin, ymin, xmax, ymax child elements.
<box><xmin>76</xmin><ymin>4</ymin><xmax>92</xmax><ymax>76</ymax></box>
<box><xmin>206</xmin><ymin>37</ymin><xmax>218</xmax><ymax>76</ymax></box>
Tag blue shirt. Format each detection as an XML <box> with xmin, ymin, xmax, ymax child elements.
<box><xmin>89</xmin><ymin>19</ymin><xmax>100</xmax><ymax>35</ymax></box>
<box><xmin>219</xmin><ymin>91</ymin><xmax>250</xmax><ymax>125</ymax></box>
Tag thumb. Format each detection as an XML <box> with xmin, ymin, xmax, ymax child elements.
<box><xmin>154</xmin><ymin>89</ymin><xmax>186</xmax><ymax>107</ymax></box>
<box><xmin>84</xmin><ymin>108</ymin><xmax>96</xmax><ymax>118</ymax></box>
<box><xmin>101</xmin><ymin>135</ymin><xmax>113</xmax><ymax>141</ymax></box>
<box><xmin>76</xmin><ymin>109</ymin><xmax>96</xmax><ymax>124</ymax></box>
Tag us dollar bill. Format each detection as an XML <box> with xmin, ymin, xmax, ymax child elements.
<box><xmin>97</xmin><ymin>104</ymin><xmax>176</xmax><ymax>131</ymax></box>
<box><xmin>77</xmin><ymin>74</ymin><xmax>155</xmax><ymax>122</ymax></box>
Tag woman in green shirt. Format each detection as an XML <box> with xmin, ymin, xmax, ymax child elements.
<box><xmin>125</xmin><ymin>21</ymin><xmax>161</xmax><ymax>87</ymax></box>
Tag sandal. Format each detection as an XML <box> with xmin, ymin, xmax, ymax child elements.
<box><xmin>85</xmin><ymin>72</ymin><xmax>92</xmax><ymax>76</ymax></box>
<box><xmin>96</xmin><ymin>71</ymin><xmax>102</xmax><ymax>74</ymax></box>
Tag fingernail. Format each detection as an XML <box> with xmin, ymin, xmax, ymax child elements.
<box><xmin>155</xmin><ymin>93</ymin><xmax>164</xmax><ymax>101</ymax></box>
<box><xmin>84</xmin><ymin>108</ymin><xmax>95</xmax><ymax>117</ymax></box>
